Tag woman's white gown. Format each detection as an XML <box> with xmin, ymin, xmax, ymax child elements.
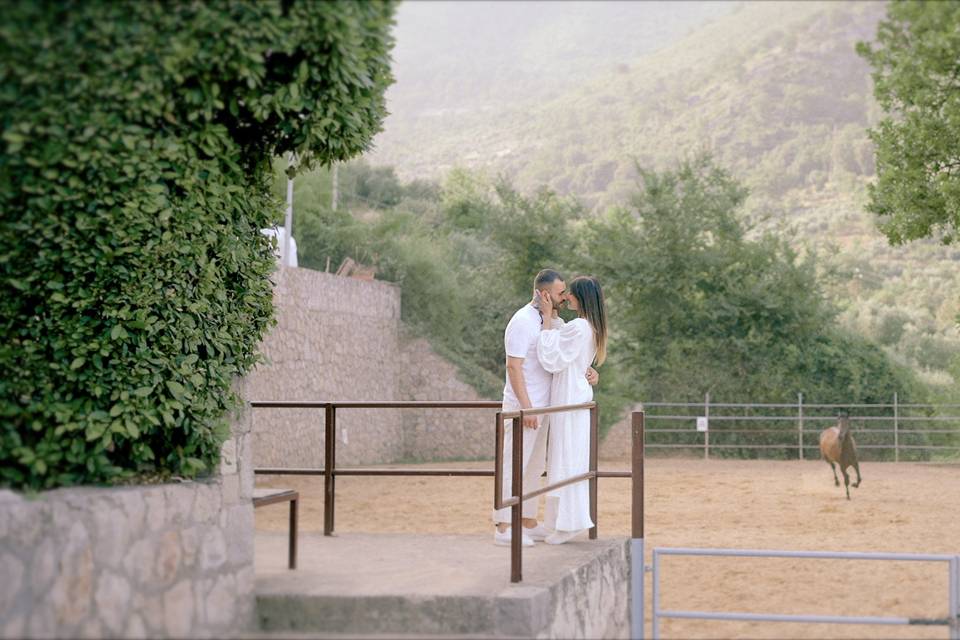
<box><xmin>537</xmin><ymin>317</ymin><xmax>596</xmax><ymax>532</ymax></box>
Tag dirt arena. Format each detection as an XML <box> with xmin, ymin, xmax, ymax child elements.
<box><xmin>256</xmin><ymin>458</ymin><xmax>960</xmax><ymax>639</ymax></box>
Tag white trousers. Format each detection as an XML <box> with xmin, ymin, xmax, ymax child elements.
<box><xmin>492</xmin><ymin>415</ymin><xmax>550</xmax><ymax>524</ymax></box>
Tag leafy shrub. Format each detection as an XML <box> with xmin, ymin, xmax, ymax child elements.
<box><xmin>0</xmin><ymin>0</ymin><xmax>396</xmax><ymax>490</ymax></box>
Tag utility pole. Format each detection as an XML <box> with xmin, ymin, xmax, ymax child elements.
<box><xmin>283</xmin><ymin>152</ymin><xmax>295</xmax><ymax>268</ymax></box>
<box><xmin>331</xmin><ymin>163</ymin><xmax>339</xmax><ymax>211</ymax></box>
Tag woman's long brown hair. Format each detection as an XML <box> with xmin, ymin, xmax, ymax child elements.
<box><xmin>568</xmin><ymin>276</ymin><xmax>607</xmax><ymax>365</ymax></box>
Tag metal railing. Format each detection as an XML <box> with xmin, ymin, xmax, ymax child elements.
<box><xmin>650</xmin><ymin>546</ymin><xmax>960</xmax><ymax>639</ymax></box>
<box><xmin>250</xmin><ymin>400</ymin><xmax>637</xmax><ymax>583</ymax></box>
<box><xmin>496</xmin><ymin>402</ymin><xmax>600</xmax><ymax>582</ymax></box>
<box><xmin>642</xmin><ymin>396</ymin><xmax>960</xmax><ymax>461</ymax></box>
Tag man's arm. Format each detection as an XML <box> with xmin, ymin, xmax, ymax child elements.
<box><xmin>506</xmin><ymin>356</ymin><xmax>539</xmax><ymax>428</ymax></box>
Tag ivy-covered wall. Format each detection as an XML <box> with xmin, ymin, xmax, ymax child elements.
<box><xmin>0</xmin><ymin>0</ymin><xmax>396</xmax><ymax>490</ymax></box>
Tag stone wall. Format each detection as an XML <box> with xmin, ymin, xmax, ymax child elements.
<box><xmin>0</xmin><ymin>383</ymin><xmax>256</xmax><ymax>639</ymax></box>
<box><xmin>250</xmin><ymin>267</ymin><xmax>496</xmax><ymax>468</ymax></box>
<box><xmin>397</xmin><ymin>337</ymin><xmax>494</xmax><ymax>461</ymax></box>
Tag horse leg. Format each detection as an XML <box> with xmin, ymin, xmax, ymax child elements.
<box><xmin>841</xmin><ymin>467</ymin><xmax>851</xmax><ymax>500</ymax></box>
<box><xmin>828</xmin><ymin>461</ymin><xmax>840</xmax><ymax>486</ymax></box>
<box><xmin>852</xmin><ymin>462</ymin><xmax>861</xmax><ymax>488</ymax></box>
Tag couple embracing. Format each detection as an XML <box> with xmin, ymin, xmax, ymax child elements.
<box><xmin>493</xmin><ymin>269</ymin><xmax>608</xmax><ymax>546</ymax></box>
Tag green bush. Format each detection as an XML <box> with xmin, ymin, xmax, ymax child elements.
<box><xmin>0</xmin><ymin>1</ymin><xmax>396</xmax><ymax>490</ymax></box>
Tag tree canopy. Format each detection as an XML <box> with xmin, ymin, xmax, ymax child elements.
<box><xmin>857</xmin><ymin>1</ymin><xmax>960</xmax><ymax>245</ymax></box>
<box><xmin>0</xmin><ymin>1</ymin><xmax>396</xmax><ymax>490</ymax></box>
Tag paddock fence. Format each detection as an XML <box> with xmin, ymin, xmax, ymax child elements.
<box><xmin>642</xmin><ymin>395</ymin><xmax>960</xmax><ymax>462</ymax></box>
<box><xmin>650</xmin><ymin>547</ymin><xmax>960</xmax><ymax>640</ymax></box>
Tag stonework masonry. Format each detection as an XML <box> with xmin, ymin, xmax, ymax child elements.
<box><xmin>248</xmin><ymin>267</ymin><xmax>495</xmax><ymax>469</ymax></box>
<box><xmin>0</xmin><ymin>381</ymin><xmax>257</xmax><ymax>639</ymax></box>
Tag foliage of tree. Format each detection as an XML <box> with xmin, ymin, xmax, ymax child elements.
<box><xmin>857</xmin><ymin>1</ymin><xmax>960</xmax><ymax>245</ymax></box>
<box><xmin>285</xmin><ymin>158</ymin><xmax>939</xmax><ymax>454</ymax></box>
<box><xmin>370</xmin><ymin>1</ymin><xmax>960</xmax><ymax>390</ymax></box>
<box><xmin>581</xmin><ymin>157</ymin><xmax>921</xmax><ymax>411</ymax></box>
<box><xmin>0</xmin><ymin>1</ymin><xmax>396</xmax><ymax>490</ymax></box>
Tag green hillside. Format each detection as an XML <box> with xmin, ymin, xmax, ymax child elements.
<box><xmin>366</xmin><ymin>1</ymin><xmax>960</xmax><ymax>392</ymax></box>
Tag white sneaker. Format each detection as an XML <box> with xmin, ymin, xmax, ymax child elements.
<box><xmin>544</xmin><ymin>529</ymin><xmax>587</xmax><ymax>545</ymax></box>
<box><xmin>524</xmin><ymin>524</ymin><xmax>553</xmax><ymax>541</ymax></box>
<box><xmin>494</xmin><ymin>527</ymin><xmax>534</xmax><ymax>547</ymax></box>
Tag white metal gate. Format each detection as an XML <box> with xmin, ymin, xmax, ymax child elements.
<box><xmin>649</xmin><ymin>547</ymin><xmax>960</xmax><ymax>639</ymax></box>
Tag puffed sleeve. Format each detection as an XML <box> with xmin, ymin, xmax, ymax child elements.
<box><xmin>537</xmin><ymin>318</ymin><xmax>589</xmax><ymax>373</ymax></box>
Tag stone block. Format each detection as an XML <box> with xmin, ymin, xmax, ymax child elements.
<box><xmin>162</xmin><ymin>580</ymin><xmax>194</xmax><ymax>638</ymax></box>
<box><xmin>77</xmin><ymin>617</ymin><xmax>102</xmax><ymax>639</ymax></box>
<box><xmin>204</xmin><ymin>573</ymin><xmax>236</xmax><ymax>628</ymax></box>
<box><xmin>49</xmin><ymin>522</ymin><xmax>94</xmax><ymax>628</ymax></box>
<box><xmin>0</xmin><ymin>552</ymin><xmax>24</xmax><ymax>618</ymax></box>
<box><xmin>91</xmin><ymin>499</ymin><xmax>129</xmax><ymax>569</ymax></box>
<box><xmin>94</xmin><ymin>572</ymin><xmax>130</xmax><ymax>635</ymax></box>
<box><xmin>124</xmin><ymin>539</ymin><xmax>155</xmax><ymax>586</ymax></box>
<box><xmin>153</xmin><ymin>530</ymin><xmax>182</xmax><ymax>586</ymax></box>
<box><xmin>30</xmin><ymin>538</ymin><xmax>56</xmax><ymax>597</ymax></box>
<box><xmin>1</xmin><ymin>614</ymin><xmax>25</xmax><ymax>640</ymax></box>
<box><xmin>224</xmin><ymin>504</ymin><xmax>254</xmax><ymax>567</ymax></box>
<box><xmin>191</xmin><ymin>482</ymin><xmax>221</xmax><ymax>524</ymax></box>
<box><xmin>144</xmin><ymin>488</ymin><xmax>167</xmax><ymax>532</ymax></box>
<box><xmin>219</xmin><ymin>437</ymin><xmax>238</xmax><ymax>476</ymax></box>
<box><xmin>199</xmin><ymin>528</ymin><xmax>227</xmax><ymax>571</ymax></box>
<box><xmin>118</xmin><ymin>488</ymin><xmax>146</xmax><ymax>536</ymax></box>
<box><xmin>221</xmin><ymin>473</ymin><xmax>240</xmax><ymax>506</ymax></box>
<box><xmin>180</xmin><ymin>525</ymin><xmax>202</xmax><ymax>568</ymax></box>
<box><xmin>132</xmin><ymin>592</ymin><xmax>163</xmax><ymax>635</ymax></box>
<box><xmin>164</xmin><ymin>483</ymin><xmax>196</xmax><ymax>526</ymax></box>
<box><xmin>124</xmin><ymin>614</ymin><xmax>147</xmax><ymax>640</ymax></box>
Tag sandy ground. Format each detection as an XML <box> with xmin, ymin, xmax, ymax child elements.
<box><xmin>255</xmin><ymin>458</ymin><xmax>960</xmax><ymax>639</ymax></box>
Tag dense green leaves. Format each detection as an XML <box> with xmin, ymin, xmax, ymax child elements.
<box><xmin>287</xmin><ymin>158</ymin><xmax>926</xmax><ymax>443</ymax></box>
<box><xmin>857</xmin><ymin>1</ymin><xmax>960</xmax><ymax>245</ymax></box>
<box><xmin>582</xmin><ymin>157</ymin><xmax>921</xmax><ymax>409</ymax></box>
<box><xmin>0</xmin><ymin>1</ymin><xmax>396</xmax><ymax>490</ymax></box>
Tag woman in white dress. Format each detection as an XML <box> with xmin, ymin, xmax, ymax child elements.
<box><xmin>536</xmin><ymin>276</ymin><xmax>608</xmax><ymax>544</ymax></box>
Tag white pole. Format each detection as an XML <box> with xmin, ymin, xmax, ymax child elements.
<box><xmin>331</xmin><ymin>163</ymin><xmax>339</xmax><ymax>212</ymax></box>
<box><xmin>798</xmin><ymin>392</ymin><xmax>804</xmax><ymax>461</ymax></box>
<box><xmin>631</xmin><ymin>538</ymin><xmax>645</xmax><ymax>640</ymax></box>
<box><xmin>704</xmin><ymin>392</ymin><xmax>710</xmax><ymax>460</ymax></box>
<box><xmin>894</xmin><ymin>392</ymin><xmax>899</xmax><ymax>463</ymax></box>
<box><xmin>283</xmin><ymin>153</ymin><xmax>294</xmax><ymax>268</ymax></box>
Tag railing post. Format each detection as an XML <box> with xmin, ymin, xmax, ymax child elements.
<box><xmin>798</xmin><ymin>393</ymin><xmax>804</xmax><ymax>461</ymax></box>
<box><xmin>589</xmin><ymin>404</ymin><xmax>599</xmax><ymax>540</ymax></box>
<box><xmin>894</xmin><ymin>392</ymin><xmax>900</xmax><ymax>463</ymax></box>
<box><xmin>494</xmin><ymin>411</ymin><xmax>504</xmax><ymax>510</ymax></box>
<box><xmin>511</xmin><ymin>414</ymin><xmax>523</xmax><ymax>583</ymax></box>
<box><xmin>704</xmin><ymin>392</ymin><xmax>710</xmax><ymax>460</ymax></box>
<box><xmin>949</xmin><ymin>555</ymin><xmax>958</xmax><ymax>640</ymax></box>
<box><xmin>652</xmin><ymin>548</ymin><xmax>661</xmax><ymax>640</ymax></box>
<box><xmin>631</xmin><ymin>411</ymin><xmax>646</xmax><ymax>640</ymax></box>
<box><xmin>324</xmin><ymin>403</ymin><xmax>336</xmax><ymax>536</ymax></box>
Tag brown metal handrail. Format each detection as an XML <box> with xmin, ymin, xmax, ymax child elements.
<box><xmin>493</xmin><ymin>402</ymin><xmax>599</xmax><ymax>582</ymax></box>
<box><xmin>250</xmin><ymin>400</ymin><xmax>641</xmax><ymax>584</ymax></box>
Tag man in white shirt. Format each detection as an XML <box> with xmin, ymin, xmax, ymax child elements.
<box><xmin>493</xmin><ymin>268</ymin><xmax>598</xmax><ymax>546</ymax></box>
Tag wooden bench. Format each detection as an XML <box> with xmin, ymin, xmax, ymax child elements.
<box><xmin>252</xmin><ymin>487</ymin><xmax>299</xmax><ymax>569</ymax></box>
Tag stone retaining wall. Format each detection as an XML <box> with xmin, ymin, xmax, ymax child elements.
<box><xmin>249</xmin><ymin>267</ymin><xmax>494</xmax><ymax>468</ymax></box>
<box><xmin>0</xmin><ymin>384</ymin><xmax>256</xmax><ymax>639</ymax></box>
<box><xmin>398</xmin><ymin>337</ymin><xmax>494</xmax><ymax>461</ymax></box>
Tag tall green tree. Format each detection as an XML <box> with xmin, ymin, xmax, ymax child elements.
<box><xmin>857</xmin><ymin>1</ymin><xmax>960</xmax><ymax>245</ymax></box>
<box><xmin>1</xmin><ymin>1</ymin><xmax>396</xmax><ymax>490</ymax></box>
<box><xmin>580</xmin><ymin>156</ymin><xmax>919</xmax><ymax>407</ymax></box>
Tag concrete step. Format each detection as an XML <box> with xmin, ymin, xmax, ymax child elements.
<box><xmin>253</xmin><ymin>532</ymin><xmax>631</xmax><ymax>638</ymax></box>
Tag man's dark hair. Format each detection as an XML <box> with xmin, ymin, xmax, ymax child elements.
<box><xmin>534</xmin><ymin>268</ymin><xmax>564</xmax><ymax>291</ymax></box>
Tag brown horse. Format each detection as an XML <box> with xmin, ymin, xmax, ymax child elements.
<box><xmin>819</xmin><ymin>414</ymin><xmax>861</xmax><ymax>500</ymax></box>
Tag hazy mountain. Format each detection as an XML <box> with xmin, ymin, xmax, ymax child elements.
<box><xmin>365</xmin><ymin>0</ymin><xmax>960</xmax><ymax>389</ymax></box>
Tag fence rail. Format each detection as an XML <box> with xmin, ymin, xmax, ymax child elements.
<box><xmin>651</xmin><ymin>546</ymin><xmax>960</xmax><ymax>640</ymax></box>
<box><xmin>641</xmin><ymin>395</ymin><xmax>960</xmax><ymax>461</ymax></box>
<box><xmin>250</xmin><ymin>399</ymin><xmax>634</xmax><ymax>584</ymax></box>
